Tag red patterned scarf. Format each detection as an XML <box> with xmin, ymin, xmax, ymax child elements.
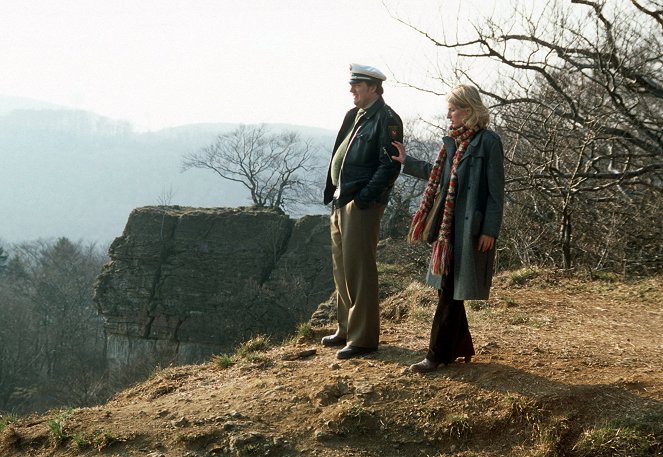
<box><xmin>408</xmin><ymin>126</ymin><xmax>477</xmax><ymax>276</ymax></box>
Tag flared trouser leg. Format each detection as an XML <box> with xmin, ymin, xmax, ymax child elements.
<box><xmin>426</xmin><ymin>267</ymin><xmax>475</xmax><ymax>364</ymax></box>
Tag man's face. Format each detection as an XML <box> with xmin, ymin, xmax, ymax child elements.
<box><xmin>350</xmin><ymin>82</ymin><xmax>378</xmax><ymax>108</ymax></box>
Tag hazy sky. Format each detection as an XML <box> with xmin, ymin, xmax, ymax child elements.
<box><xmin>0</xmin><ymin>0</ymin><xmax>494</xmax><ymax>131</ymax></box>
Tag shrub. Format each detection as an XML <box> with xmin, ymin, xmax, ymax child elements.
<box><xmin>214</xmin><ymin>354</ymin><xmax>234</xmax><ymax>369</ymax></box>
<box><xmin>295</xmin><ymin>322</ymin><xmax>312</xmax><ymax>340</ymax></box>
<box><xmin>48</xmin><ymin>409</ymin><xmax>73</xmax><ymax>446</ymax></box>
<box><xmin>0</xmin><ymin>413</ymin><xmax>19</xmax><ymax>432</ymax></box>
<box><xmin>236</xmin><ymin>335</ymin><xmax>271</xmax><ymax>358</ymax></box>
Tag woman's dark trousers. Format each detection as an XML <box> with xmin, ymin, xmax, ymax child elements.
<box><xmin>426</xmin><ymin>270</ymin><xmax>475</xmax><ymax>364</ymax></box>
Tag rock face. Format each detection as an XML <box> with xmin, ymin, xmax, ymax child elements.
<box><xmin>94</xmin><ymin>206</ymin><xmax>333</xmax><ymax>371</ymax></box>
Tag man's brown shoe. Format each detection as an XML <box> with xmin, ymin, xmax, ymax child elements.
<box><xmin>409</xmin><ymin>358</ymin><xmax>439</xmax><ymax>373</ymax></box>
<box><xmin>321</xmin><ymin>334</ymin><xmax>347</xmax><ymax>347</ymax></box>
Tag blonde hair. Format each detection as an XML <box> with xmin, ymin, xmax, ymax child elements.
<box><xmin>447</xmin><ymin>84</ymin><xmax>490</xmax><ymax>129</ymax></box>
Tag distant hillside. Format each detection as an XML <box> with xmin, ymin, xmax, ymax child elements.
<box><xmin>0</xmin><ymin>95</ymin><xmax>65</xmax><ymax>115</ymax></box>
<box><xmin>0</xmin><ymin>99</ymin><xmax>334</xmax><ymax>243</ymax></box>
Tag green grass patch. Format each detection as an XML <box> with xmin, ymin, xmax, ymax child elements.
<box><xmin>71</xmin><ymin>431</ymin><xmax>90</xmax><ymax>449</ymax></box>
<box><xmin>87</xmin><ymin>430</ymin><xmax>117</xmax><ymax>450</ymax></box>
<box><xmin>0</xmin><ymin>413</ymin><xmax>20</xmax><ymax>432</ymax></box>
<box><xmin>213</xmin><ymin>335</ymin><xmax>273</xmax><ymax>368</ymax></box>
<box><xmin>507</xmin><ymin>313</ymin><xmax>547</xmax><ymax>328</ymax></box>
<box><xmin>70</xmin><ymin>430</ymin><xmax>116</xmax><ymax>451</ymax></box>
<box><xmin>410</xmin><ymin>306</ymin><xmax>433</xmax><ymax>322</ymax></box>
<box><xmin>510</xmin><ymin>267</ymin><xmax>540</xmax><ymax>285</ymax></box>
<box><xmin>591</xmin><ymin>270</ymin><xmax>621</xmax><ymax>282</ymax></box>
<box><xmin>242</xmin><ymin>352</ymin><xmax>270</xmax><ymax>364</ymax></box>
<box><xmin>503</xmin><ymin>395</ymin><xmax>545</xmax><ymax>425</ymax></box>
<box><xmin>295</xmin><ymin>322</ymin><xmax>312</xmax><ymax>339</ymax></box>
<box><xmin>236</xmin><ymin>334</ymin><xmax>271</xmax><ymax>357</ymax></box>
<box><xmin>148</xmin><ymin>365</ymin><xmax>184</xmax><ymax>381</ymax></box>
<box><xmin>48</xmin><ymin>408</ymin><xmax>73</xmax><ymax>446</ymax></box>
<box><xmin>213</xmin><ymin>354</ymin><xmax>234</xmax><ymax>369</ymax></box>
<box><xmin>444</xmin><ymin>413</ymin><xmax>472</xmax><ymax>439</ymax></box>
<box><xmin>468</xmin><ymin>300</ymin><xmax>490</xmax><ymax>311</ymax></box>
<box><xmin>637</xmin><ymin>283</ymin><xmax>660</xmax><ymax>299</ymax></box>
<box><xmin>337</xmin><ymin>402</ymin><xmax>378</xmax><ymax>433</ymax></box>
<box><xmin>283</xmin><ymin>322</ymin><xmax>314</xmax><ymax>345</ymax></box>
<box><xmin>574</xmin><ymin>411</ymin><xmax>663</xmax><ymax>457</ymax></box>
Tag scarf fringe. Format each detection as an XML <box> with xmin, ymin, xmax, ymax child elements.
<box><xmin>430</xmin><ymin>240</ymin><xmax>452</xmax><ymax>276</ymax></box>
<box><xmin>407</xmin><ymin>211</ymin><xmax>426</xmax><ymax>242</ymax></box>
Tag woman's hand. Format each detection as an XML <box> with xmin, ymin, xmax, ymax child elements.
<box><xmin>391</xmin><ymin>141</ymin><xmax>406</xmax><ymax>164</ymax></box>
<box><xmin>477</xmin><ymin>235</ymin><xmax>495</xmax><ymax>252</ymax></box>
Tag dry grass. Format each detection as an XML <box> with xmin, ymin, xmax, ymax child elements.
<box><xmin>1</xmin><ymin>240</ymin><xmax>662</xmax><ymax>456</ymax></box>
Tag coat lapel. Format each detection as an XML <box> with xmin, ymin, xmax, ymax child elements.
<box><xmin>346</xmin><ymin>97</ymin><xmax>384</xmax><ymax>150</ymax></box>
<box><xmin>457</xmin><ymin>129</ymin><xmax>485</xmax><ymax>165</ymax></box>
<box><xmin>441</xmin><ymin>137</ymin><xmax>456</xmax><ymax>190</ymax></box>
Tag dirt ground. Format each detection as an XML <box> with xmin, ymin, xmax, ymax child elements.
<box><xmin>1</xmin><ymin>241</ymin><xmax>662</xmax><ymax>456</ymax></box>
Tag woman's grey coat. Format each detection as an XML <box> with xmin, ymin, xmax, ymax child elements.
<box><xmin>403</xmin><ymin>129</ymin><xmax>504</xmax><ymax>300</ymax></box>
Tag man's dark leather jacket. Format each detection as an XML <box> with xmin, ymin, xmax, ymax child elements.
<box><xmin>324</xmin><ymin>97</ymin><xmax>402</xmax><ymax>208</ymax></box>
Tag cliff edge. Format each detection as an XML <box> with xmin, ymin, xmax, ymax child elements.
<box><xmin>93</xmin><ymin>206</ymin><xmax>334</xmax><ymax>371</ymax></box>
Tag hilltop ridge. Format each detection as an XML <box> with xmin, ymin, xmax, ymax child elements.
<box><xmin>1</xmin><ymin>240</ymin><xmax>662</xmax><ymax>456</ymax></box>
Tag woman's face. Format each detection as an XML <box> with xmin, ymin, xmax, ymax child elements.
<box><xmin>447</xmin><ymin>103</ymin><xmax>467</xmax><ymax>129</ymax></box>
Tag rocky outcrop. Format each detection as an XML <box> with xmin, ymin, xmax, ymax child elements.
<box><xmin>94</xmin><ymin>206</ymin><xmax>333</xmax><ymax>371</ymax></box>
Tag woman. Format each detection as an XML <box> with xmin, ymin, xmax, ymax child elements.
<box><xmin>391</xmin><ymin>84</ymin><xmax>504</xmax><ymax>372</ymax></box>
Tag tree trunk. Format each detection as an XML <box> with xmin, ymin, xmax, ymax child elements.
<box><xmin>561</xmin><ymin>208</ymin><xmax>573</xmax><ymax>270</ymax></box>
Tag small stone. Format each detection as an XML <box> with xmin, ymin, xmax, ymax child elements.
<box><xmin>314</xmin><ymin>430</ymin><xmax>334</xmax><ymax>441</ymax></box>
<box><xmin>222</xmin><ymin>421</ymin><xmax>238</xmax><ymax>431</ymax></box>
<box><xmin>229</xmin><ymin>432</ymin><xmax>265</xmax><ymax>450</ymax></box>
<box><xmin>355</xmin><ymin>383</ymin><xmax>374</xmax><ymax>396</ymax></box>
<box><xmin>282</xmin><ymin>348</ymin><xmax>317</xmax><ymax>361</ymax></box>
<box><xmin>172</xmin><ymin>416</ymin><xmax>190</xmax><ymax>427</ymax></box>
<box><xmin>206</xmin><ymin>443</ymin><xmax>225</xmax><ymax>453</ymax></box>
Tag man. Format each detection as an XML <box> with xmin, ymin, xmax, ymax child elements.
<box><xmin>322</xmin><ymin>63</ymin><xmax>403</xmax><ymax>359</ymax></box>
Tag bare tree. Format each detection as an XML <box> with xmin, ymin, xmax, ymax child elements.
<box><xmin>182</xmin><ymin>124</ymin><xmax>324</xmax><ymax>212</ymax></box>
<box><xmin>389</xmin><ymin>0</ymin><xmax>663</xmax><ymax>272</ymax></box>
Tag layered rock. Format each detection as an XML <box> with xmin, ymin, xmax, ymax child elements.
<box><xmin>94</xmin><ymin>206</ymin><xmax>332</xmax><ymax>371</ymax></box>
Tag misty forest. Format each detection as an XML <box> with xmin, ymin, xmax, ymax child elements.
<box><xmin>0</xmin><ymin>0</ymin><xmax>661</xmax><ymax>431</ymax></box>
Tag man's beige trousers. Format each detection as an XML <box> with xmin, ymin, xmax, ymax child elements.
<box><xmin>330</xmin><ymin>201</ymin><xmax>385</xmax><ymax>348</ymax></box>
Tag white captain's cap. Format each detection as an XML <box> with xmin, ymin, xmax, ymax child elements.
<box><xmin>349</xmin><ymin>63</ymin><xmax>387</xmax><ymax>84</ymax></box>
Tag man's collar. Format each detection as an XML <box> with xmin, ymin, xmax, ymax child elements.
<box><xmin>358</xmin><ymin>96</ymin><xmax>384</xmax><ymax>118</ymax></box>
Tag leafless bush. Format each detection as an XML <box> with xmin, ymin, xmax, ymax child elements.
<box><xmin>389</xmin><ymin>0</ymin><xmax>662</xmax><ymax>273</ymax></box>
